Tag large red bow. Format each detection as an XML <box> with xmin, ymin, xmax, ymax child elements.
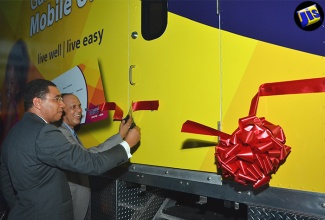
<box><xmin>216</xmin><ymin>116</ymin><xmax>290</xmax><ymax>188</ymax></box>
<box><xmin>182</xmin><ymin>77</ymin><xmax>325</xmax><ymax>188</ymax></box>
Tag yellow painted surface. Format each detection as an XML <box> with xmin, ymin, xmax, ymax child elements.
<box><xmin>128</xmin><ymin>7</ymin><xmax>221</xmax><ymax>170</ymax></box>
<box><xmin>222</xmin><ymin>31</ymin><xmax>325</xmax><ymax>192</ymax></box>
<box><xmin>0</xmin><ymin>0</ymin><xmax>324</xmax><ymax>194</ymax></box>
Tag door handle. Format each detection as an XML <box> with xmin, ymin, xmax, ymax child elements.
<box><xmin>129</xmin><ymin>65</ymin><xmax>136</xmax><ymax>85</ymax></box>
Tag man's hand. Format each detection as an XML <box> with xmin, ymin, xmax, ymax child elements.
<box><xmin>119</xmin><ymin>115</ymin><xmax>133</xmax><ymax>138</ymax></box>
<box><xmin>124</xmin><ymin>126</ymin><xmax>141</xmax><ymax>148</ymax></box>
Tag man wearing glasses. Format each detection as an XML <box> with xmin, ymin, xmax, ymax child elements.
<box><xmin>0</xmin><ymin>79</ymin><xmax>141</xmax><ymax>220</ymax></box>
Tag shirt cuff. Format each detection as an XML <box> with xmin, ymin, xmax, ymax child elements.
<box><xmin>120</xmin><ymin>141</ymin><xmax>132</xmax><ymax>159</ymax></box>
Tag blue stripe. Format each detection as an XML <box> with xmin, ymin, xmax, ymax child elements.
<box><xmin>168</xmin><ymin>0</ymin><xmax>325</xmax><ymax>56</ymax></box>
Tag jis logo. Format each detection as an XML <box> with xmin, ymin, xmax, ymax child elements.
<box><xmin>295</xmin><ymin>2</ymin><xmax>324</xmax><ymax>31</ymax></box>
<box><xmin>297</xmin><ymin>4</ymin><xmax>320</xmax><ymax>27</ymax></box>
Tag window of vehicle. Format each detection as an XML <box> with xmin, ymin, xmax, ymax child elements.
<box><xmin>142</xmin><ymin>0</ymin><xmax>168</xmax><ymax>40</ymax></box>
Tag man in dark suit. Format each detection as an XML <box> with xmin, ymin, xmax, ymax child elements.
<box><xmin>58</xmin><ymin>93</ymin><xmax>131</xmax><ymax>220</ymax></box>
<box><xmin>0</xmin><ymin>79</ymin><xmax>141</xmax><ymax>220</ymax></box>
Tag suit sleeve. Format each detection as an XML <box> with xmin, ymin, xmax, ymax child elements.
<box><xmin>0</xmin><ymin>160</ymin><xmax>16</xmax><ymax>208</ymax></box>
<box><xmin>58</xmin><ymin>127</ymin><xmax>85</xmax><ymax>150</ymax></box>
<box><xmin>36</xmin><ymin>124</ymin><xmax>129</xmax><ymax>176</ymax></box>
<box><xmin>58</xmin><ymin>126</ymin><xmax>123</xmax><ymax>153</ymax></box>
<box><xmin>89</xmin><ymin>133</ymin><xmax>123</xmax><ymax>153</ymax></box>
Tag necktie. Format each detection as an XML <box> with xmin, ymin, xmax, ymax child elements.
<box><xmin>72</xmin><ymin>130</ymin><xmax>82</xmax><ymax>145</ymax></box>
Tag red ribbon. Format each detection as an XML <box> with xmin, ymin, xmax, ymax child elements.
<box><xmin>182</xmin><ymin>77</ymin><xmax>325</xmax><ymax>188</ymax></box>
<box><xmin>98</xmin><ymin>102</ymin><xmax>124</xmax><ymax>120</ymax></box>
<box><xmin>249</xmin><ymin>77</ymin><xmax>325</xmax><ymax>116</ymax></box>
<box><xmin>86</xmin><ymin>100</ymin><xmax>159</xmax><ymax>123</ymax></box>
<box><xmin>216</xmin><ymin>116</ymin><xmax>291</xmax><ymax>188</ymax></box>
<box><xmin>132</xmin><ymin>100</ymin><xmax>159</xmax><ymax>111</ymax></box>
<box><xmin>86</xmin><ymin>102</ymin><xmax>123</xmax><ymax>123</ymax></box>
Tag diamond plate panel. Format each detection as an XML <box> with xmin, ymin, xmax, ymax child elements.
<box><xmin>90</xmin><ymin>176</ymin><xmax>117</xmax><ymax>219</ymax></box>
<box><xmin>248</xmin><ymin>205</ymin><xmax>325</xmax><ymax>220</ymax></box>
<box><xmin>116</xmin><ymin>181</ymin><xmax>165</xmax><ymax>220</ymax></box>
<box><xmin>90</xmin><ymin>176</ymin><xmax>166</xmax><ymax>220</ymax></box>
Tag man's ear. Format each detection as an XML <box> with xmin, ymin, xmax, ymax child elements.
<box><xmin>33</xmin><ymin>97</ymin><xmax>42</xmax><ymax>110</ymax></box>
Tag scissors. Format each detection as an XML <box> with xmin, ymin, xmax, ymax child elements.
<box><xmin>123</xmin><ymin>105</ymin><xmax>136</xmax><ymax>129</ymax></box>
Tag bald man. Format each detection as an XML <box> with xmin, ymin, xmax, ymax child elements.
<box><xmin>58</xmin><ymin>93</ymin><xmax>133</xmax><ymax>220</ymax></box>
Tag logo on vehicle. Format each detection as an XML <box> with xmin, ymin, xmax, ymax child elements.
<box><xmin>294</xmin><ymin>1</ymin><xmax>323</xmax><ymax>30</ymax></box>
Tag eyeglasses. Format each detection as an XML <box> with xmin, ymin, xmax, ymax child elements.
<box><xmin>42</xmin><ymin>96</ymin><xmax>63</xmax><ymax>102</ymax></box>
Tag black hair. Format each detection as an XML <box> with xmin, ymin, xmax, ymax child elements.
<box><xmin>23</xmin><ymin>79</ymin><xmax>57</xmax><ymax>111</ymax></box>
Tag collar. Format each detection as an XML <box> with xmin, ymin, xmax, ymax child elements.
<box><xmin>63</xmin><ymin>122</ymin><xmax>75</xmax><ymax>135</ymax></box>
<box><xmin>32</xmin><ymin>113</ymin><xmax>48</xmax><ymax>123</ymax></box>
